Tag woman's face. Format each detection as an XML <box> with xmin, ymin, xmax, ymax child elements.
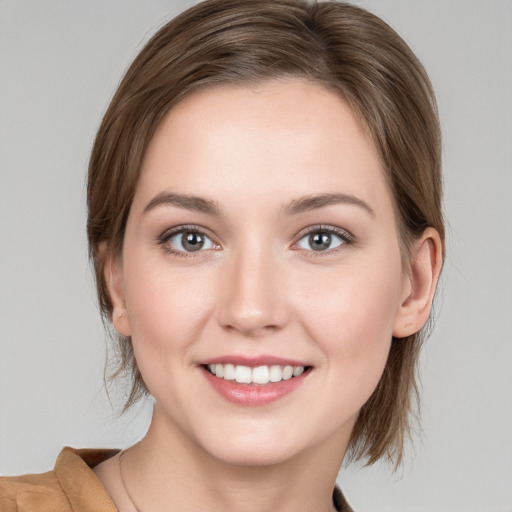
<box><xmin>113</xmin><ymin>80</ymin><xmax>411</xmax><ymax>466</ymax></box>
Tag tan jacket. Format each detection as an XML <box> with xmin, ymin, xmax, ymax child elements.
<box><xmin>0</xmin><ymin>447</ymin><xmax>353</xmax><ymax>511</ymax></box>
<box><xmin>0</xmin><ymin>448</ymin><xmax>119</xmax><ymax>512</ymax></box>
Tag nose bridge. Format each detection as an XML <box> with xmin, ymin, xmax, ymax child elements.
<box><xmin>217</xmin><ymin>239</ymin><xmax>288</xmax><ymax>335</ymax></box>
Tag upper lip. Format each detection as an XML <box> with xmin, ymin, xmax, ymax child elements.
<box><xmin>200</xmin><ymin>355</ymin><xmax>309</xmax><ymax>367</ymax></box>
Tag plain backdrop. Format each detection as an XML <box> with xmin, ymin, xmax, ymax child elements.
<box><xmin>1</xmin><ymin>1</ymin><xmax>511</xmax><ymax>511</ymax></box>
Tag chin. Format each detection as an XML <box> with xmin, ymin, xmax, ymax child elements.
<box><xmin>209</xmin><ymin>443</ymin><xmax>296</xmax><ymax>468</ymax></box>
<box><xmin>197</xmin><ymin>427</ymin><xmax>306</xmax><ymax>468</ymax></box>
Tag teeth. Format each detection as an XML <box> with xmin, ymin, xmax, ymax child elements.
<box><xmin>252</xmin><ymin>366</ymin><xmax>270</xmax><ymax>384</ymax></box>
<box><xmin>224</xmin><ymin>363</ymin><xmax>235</xmax><ymax>381</ymax></box>
<box><xmin>282</xmin><ymin>365</ymin><xmax>293</xmax><ymax>380</ymax></box>
<box><xmin>293</xmin><ymin>366</ymin><xmax>304</xmax><ymax>377</ymax></box>
<box><xmin>234</xmin><ymin>365</ymin><xmax>252</xmax><ymax>384</ymax></box>
<box><xmin>207</xmin><ymin>364</ymin><xmax>306</xmax><ymax>384</ymax></box>
<box><xmin>269</xmin><ymin>365</ymin><xmax>282</xmax><ymax>382</ymax></box>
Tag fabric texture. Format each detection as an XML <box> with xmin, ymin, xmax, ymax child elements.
<box><xmin>0</xmin><ymin>448</ymin><xmax>119</xmax><ymax>512</ymax></box>
<box><xmin>0</xmin><ymin>447</ymin><xmax>353</xmax><ymax>511</ymax></box>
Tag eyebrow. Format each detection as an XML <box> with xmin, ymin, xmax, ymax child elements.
<box><xmin>143</xmin><ymin>191</ymin><xmax>374</xmax><ymax>218</ymax></box>
<box><xmin>143</xmin><ymin>192</ymin><xmax>222</xmax><ymax>216</ymax></box>
<box><xmin>283</xmin><ymin>193</ymin><xmax>375</xmax><ymax>217</ymax></box>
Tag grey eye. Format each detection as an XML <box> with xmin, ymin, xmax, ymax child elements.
<box><xmin>297</xmin><ymin>231</ymin><xmax>344</xmax><ymax>252</ymax></box>
<box><xmin>168</xmin><ymin>231</ymin><xmax>215</xmax><ymax>252</ymax></box>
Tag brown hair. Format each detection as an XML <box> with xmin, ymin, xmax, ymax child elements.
<box><xmin>87</xmin><ymin>0</ymin><xmax>444</xmax><ymax>467</ymax></box>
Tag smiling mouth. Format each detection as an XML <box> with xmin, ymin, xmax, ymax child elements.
<box><xmin>204</xmin><ymin>364</ymin><xmax>311</xmax><ymax>385</ymax></box>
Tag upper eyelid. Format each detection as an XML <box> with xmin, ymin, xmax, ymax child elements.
<box><xmin>159</xmin><ymin>224</ymin><xmax>217</xmax><ymax>241</ymax></box>
<box><xmin>294</xmin><ymin>224</ymin><xmax>355</xmax><ymax>242</ymax></box>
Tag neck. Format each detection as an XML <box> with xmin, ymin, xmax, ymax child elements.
<box><xmin>121</xmin><ymin>405</ymin><xmax>349</xmax><ymax>512</ymax></box>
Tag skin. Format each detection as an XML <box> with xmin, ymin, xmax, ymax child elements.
<box><xmin>94</xmin><ymin>80</ymin><xmax>442</xmax><ymax>512</ymax></box>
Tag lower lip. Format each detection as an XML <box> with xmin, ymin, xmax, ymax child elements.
<box><xmin>202</xmin><ymin>367</ymin><xmax>309</xmax><ymax>406</ymax></box>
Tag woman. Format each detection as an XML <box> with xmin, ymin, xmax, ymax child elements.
<box><xmin>0</xmin><ymin>1</ymin><xmax>443</xmax><ymax>510</ymax></box>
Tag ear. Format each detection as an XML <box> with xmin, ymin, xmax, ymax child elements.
<box><xmin>102</xmin><ymin>244</ymin><xmax>132</xmax><ymax>338</ymax></box>
<box><xmin>393</xmin><ymin>227</ymin><xmax>443</xmax><ymax>338</ymax></box>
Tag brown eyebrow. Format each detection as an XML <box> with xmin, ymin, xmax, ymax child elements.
<box><xmin>144</xmin><ymin>191</ymin><xmax>374</xmax><ymax>218</ymax></box>
<box><xmin>283</xmin><ymin>193</ymin><xmax>375</xmax><ymax>217</ymax></box>
<box><xmin>143</xmin><ymin>192</ymin><xmax>222</xmax><ymax>216</ymax></box>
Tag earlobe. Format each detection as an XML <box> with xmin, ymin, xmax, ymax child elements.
<box><xmin>113</xmin><ymin>309</ymin><xmax>131</xmax><ymax>338</ymax></box>
<box><xmin>103</xmin><ymin>248</ymin><xmax>132</xmax><ymax>338</ymax></box>
<box><xmin>393</xmin><ymin>228</ymin><xmax>443</xmax><ymax>338</ymax></box>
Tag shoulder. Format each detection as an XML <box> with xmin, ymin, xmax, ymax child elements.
<box><xmin>0</xmin><ymin>447</ymin><xmax>119</xmax><ymax>512</ymax></box>
<box><xmin>0</xmin><ymin>470</ymin><xmax>69</xmax><ymax>512</ymax></box>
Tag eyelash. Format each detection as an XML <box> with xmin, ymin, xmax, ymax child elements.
<box><xmin>157</xmin><ymin>225</ymin><xmax>219</xmax><ymax>258</ymax></box>
<box><xmin>293</xmin><ymin>225</ymin><xmax>355</xmax><ymax>255</ymax></box>
<box><xmin>157</xmin><ymin>224</ymin><xmax>355</xmax><ymax>258</ymax></box>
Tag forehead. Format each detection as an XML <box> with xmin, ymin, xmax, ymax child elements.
<box><xmin>134</xmin><ymin>79</ymin><xmax>392</xmax><ymax>218</ymax></box>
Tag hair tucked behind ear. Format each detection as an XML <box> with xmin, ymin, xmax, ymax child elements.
<box><xmin>87</xmin><ymin>0</ymin><xmax>444</xmax><ymax>467</ymax></box>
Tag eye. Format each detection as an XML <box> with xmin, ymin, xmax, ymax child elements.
<box><xmin>160</xmin><ymin>228</ymin><xmax>218</xmax><ymax>254</ymax></box>
<box><xmin>295</xmin><ymin>227</ymin><xmax>352</xmax><ymax>252</ymax></box>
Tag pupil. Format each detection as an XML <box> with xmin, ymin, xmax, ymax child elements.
<box><xmin>182</xmin><ymin>232</ymin><xmax>204</xmax><ymax>252</ymax></box>
<box><xmin>310</xmin><ymin>232</ymin><xmax>331</xmax><ymax>251</ymax></box>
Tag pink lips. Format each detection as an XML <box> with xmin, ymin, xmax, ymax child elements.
<box><xmin>200</xmin><ymin>355</ymin><xmax>310</xmax><ymax>406</ymax></box>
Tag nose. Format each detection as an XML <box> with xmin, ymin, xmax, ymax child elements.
<box><xmin>216</xmin><ymin>245</ymin><xmax>290</xmax><ymax>337</ymax></box>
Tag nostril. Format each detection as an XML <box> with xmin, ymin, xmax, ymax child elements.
<box><xmin>223</xmin><ymin>322</ymin><xmax>282</xmax><ymax>337</ymax></box>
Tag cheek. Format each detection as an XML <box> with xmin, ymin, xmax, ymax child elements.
<box><xmin>122</xmin><ymin>259</ymin><xmax>221</xmax><ymax>405</ymax></box>
<box><xmin>123</xmin><ymin>254</ymin><xmax>216</xmax><ymax>357</ymax></box>
<box><xmin>299</xmin><ymin>259</ymin><xmax>402</xmax><ymax>338</ymax></box>
<box><xmin>295</xmin><ymin>257</ymin><xmax>403</xmax><ymax>394</ymax></box>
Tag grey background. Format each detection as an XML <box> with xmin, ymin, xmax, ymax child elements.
<box><xmin>1</xmin><ymin>1</ymin><xmax>511</xmax><ymax>511</ymax></box>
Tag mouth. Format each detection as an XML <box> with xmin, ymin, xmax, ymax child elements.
<box><xmin>203</xmin><ymin>363</ymin><xmax>311</xmax><ymax>385</ymax></box>
<box><xmin>199</xmin><ymin>356</ymin><xmax>312</xmax><ymax>405</ymax></box>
